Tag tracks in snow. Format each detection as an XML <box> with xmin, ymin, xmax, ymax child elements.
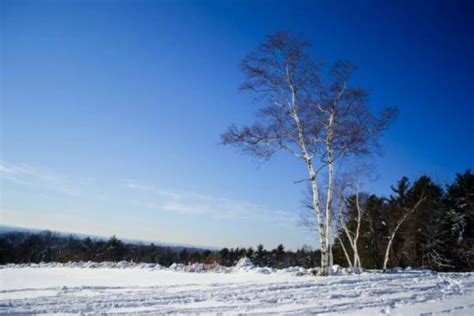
<box><xmin>1</xmin><ymin>269</ymin><xmax>473</xmax><ymax>314</ymax></box>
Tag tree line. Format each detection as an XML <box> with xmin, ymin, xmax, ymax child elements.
<box><xmin>332</xmin><ymin>170</ymin><xmax>473</xmax><ymax>272</ymax></box>
<box><xmin>0</xmin><ymin>171</ymin><xmax>471</xmax><ymax>272</ymax></box>
<box><xmin>0</xmin><ymin>231</ymin><xmax>320</xmax><ymax>269</ymax></box>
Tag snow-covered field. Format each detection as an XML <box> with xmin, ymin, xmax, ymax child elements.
<box><xmin>1</xmin><ymin>260</ymin><xmax>473</xmax><ymax>315</ymax></box>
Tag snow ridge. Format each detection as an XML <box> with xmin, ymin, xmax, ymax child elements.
<box><xmin>0</xmin><ymin>258</ymin><xmax>350</xmax><ymax>276</ymax></box>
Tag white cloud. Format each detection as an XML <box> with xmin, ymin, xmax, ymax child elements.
<box><xmin>0</xmin><ymin>161</ymin><xmax>81</xmax><ymax>196</ymax></box>
<box><xmin>1</xmin><ymin>162</ymin><xmax>310</xmax><ymax>249</ymax></box>
<box><xmin>0</xmin><ymin>162</ymin><xmax>298</xmax><ymax>229</ymax></box>
<box><xmin>125</xmin><ymin>180</ymin><xmax>297</xmax><ymax>226</ymax></box>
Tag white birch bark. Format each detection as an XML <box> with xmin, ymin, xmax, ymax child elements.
<box><xmin>325</xmin><ymin>112</ymin><xmax>335</xmax><ymax>275</ymax></box>
<box><xmin>353</xmin><ymin>190</ymin><xmax>363</xmax><ymax>273</ymax></box>
<box><xmin>382</xmin><ymin>196</ymin><xmax>426</xmax><ymax>271</ymax></box>
<box><xmin>338</xmin><ymin>187</ymin><xmax>363</xmax><ymax>273</ymax></box>
<box><xmin>284</xmin><ymin>66</ymin><xmax>330</xmax><ymax>276</ymax></box>
<box><xmin>337</xmin><ymin>236</ymin><xmax>353</xmax><ymax>268</ymax></box>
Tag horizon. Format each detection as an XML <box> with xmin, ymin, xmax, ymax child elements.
<box><xmin>0</xmin><ymin>224</ymin><xmax>223</xmax><ymax>250</ymax></box>
<box><xmin>1</xmin><ymin>0</ymin><xmax>473</xmax><ymax>250</ymax></box>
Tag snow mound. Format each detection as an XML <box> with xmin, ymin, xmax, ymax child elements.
<box><xmin>281</xmin><ymin>266</ymin><xmax>308</xmax><ymax>276</ymax></box>
<box><xmin>331</xmin><ymin>264</ymin><xmax>342</xmax><ymax>274</ymax></box>
<box><xmin>234</xmin><ymin>257</ymin><xmax>254</xmax><ymax>269</ymax></box>
<box><xmin>233</xmin><ymin>258</ymin><xmax>301</xmax><ymax>275</ymax></box>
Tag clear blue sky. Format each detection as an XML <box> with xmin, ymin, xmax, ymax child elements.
<box><xmin>1</xmin><ymin>0</ymin><xmax>473</xmax><ymax>250</ymax></box>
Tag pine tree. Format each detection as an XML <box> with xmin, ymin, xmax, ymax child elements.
<box><xmin>255</xmin><ymin>244</ymin><xmax>266</xmax><ymax>266</ymax></box>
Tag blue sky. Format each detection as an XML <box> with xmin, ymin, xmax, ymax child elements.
<box><xmin>1</xmin><ymin>0</ymin><xmax>473</xmax><ymax>250</ymax></box>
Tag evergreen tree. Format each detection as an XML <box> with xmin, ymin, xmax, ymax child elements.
<box><xmin>106</xmin><ymin>236</ymin><xmax>126</xmax><ymax>261</ymax></box>
<box><xmin>255</xmin><ymin>244</ymin><xmax>267</xmax><ymax>266</ymax></box>
<box><xmin>445</xmin><ymin>170</ymin><xmax>474</xmax><ymax>270</ymax></box>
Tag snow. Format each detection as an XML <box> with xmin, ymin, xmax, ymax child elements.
<box><xmin>235</xmin><ymin>256</ymin><xmax>254</xmax><ymax>268</ymax></box>
<box><xmin>1</xmin><ymin>261</ymin><xmax>473</xmax><ymax>314</ymax></box>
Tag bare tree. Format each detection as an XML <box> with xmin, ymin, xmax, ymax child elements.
<box><xmin>336</xmin><ymin>185</ymin><xmax>365</xmax><ymax>273</ymax></box>
<box><xmin>222</xmin><ymin>31</ymin><xmax>395</xmax><ymax>276</ymax></box>
<box><xmin>331</xmin><ymin>164</ymin><xmax>375</xmax><ymax>273</ymax></box>
<box><xmin>382</xmin><ymin>195</ymin><xmax>426</xmax><ymax>271</ymax></box>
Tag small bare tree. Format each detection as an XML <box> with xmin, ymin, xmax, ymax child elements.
<box><xmin>331</xmin><ymin>164</ymin><xmax>374</xmax><ymax>273</ymax></box>
<box><xmin>222</xmin><ymin>31</ymin><xmax>395</xmax><ymax>276</ymax></box>
<box><xmin>336</xmin><ymin>185</ymin><xmax>365</xmax><ymax>273</ymax></box>
<box><xmin>382</xmin><ymin>194</ymin><xmax>426</xmax><ymax>271</ymax></box>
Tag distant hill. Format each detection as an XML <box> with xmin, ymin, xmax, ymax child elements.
<box><xmin>0</xmin><ymin>225</ymin><xmax>217</xmax><ymax>253</ymax></box>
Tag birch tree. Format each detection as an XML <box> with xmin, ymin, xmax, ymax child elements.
<box><xmin>337</xmin><ymin>186</ymin><xmax>365</xmax><ymax>273</ymax></box>
<box><xmin>382</xmin><ymin>194</ymin><xmax>426</xmax><ymax>271</ymax></box>
<box><xmin>222</xmin><ymin>31</ymin><xmax>395</xmax><ymax>276</ymax></box>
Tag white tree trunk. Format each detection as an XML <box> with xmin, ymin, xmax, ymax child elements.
<box><xmin>341</xmin><ymin>220</ymin><xmax>362</xmax><ymax>273</ymax></box>
<box><xmin>325</xmin><ymin>112</ymin><xmax>335</xmax><ymax>275</ymax></box>
<box><xmin>326</xmin><ymin>159</ymin><xmax>334</xmax><ymax>275</ymax></box>
<box><xmin>308</xmin><ymin>169</ymin><xmax>328</xmax><ymax>276</ymax></box>
<box><xmin>382</xmin><ymin>196</ymin><xmax>426</xmax><ymax>271</ymax></box>
<box><xmin>338</xmin><ymin>236</ymin><xmax>353</xmax><ymax>268</ymax></box>
<box><xmin>288</xmin><ymin>84</ymin><xmax>330</xmax><ymax>275</ymax></box>
<box><xmin>287</xmin><ymin>74</ymin><xmax>332</xmax><ymax>276</ymax></box>
<box><xmin>339</xmin><ymin>188</ymin><xmax>363</xmax><ymax>273</ymax></box>
<box><xmin>382</xmin><ymin>212</ymin><xmax>411</xmax><ymax>271</ymax></box>
<box><xmin>353</xmin><ymin>190</ymin><xmax>362</xmax><ymax>273</ymax></box>
<box><xmin>383</xmin><ymin>231</ymin><xmax>396</xmax><ymax>271</ymax></box>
